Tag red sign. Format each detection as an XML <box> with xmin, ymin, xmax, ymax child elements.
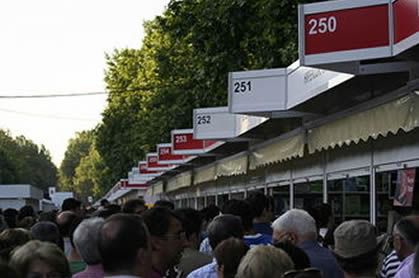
<box><xmin>393</xmin><ymin>0</ymin><xmax>419</xmax><ymax>43</ymax></box>
<box><xmin>394</xmin><ymin>168</ymin><xmax>416</xmax><ymax>207</ymax></box>
<box><xmin>172</xmin><ymin>129</ymin><xmax>220</xmax><ymax>155</ymax></box>
<box><xmin>139</xmin><ymin>161</ymin><xmax>160</xmax><ymax>174</ymax></box>
<box><xmin>146</xmin><ymin>153</ymin><xmax>175</xmax><ymax>171</ymax></box>
<box><xmin>157</xmin><ymin>143</ymin><xmax>191</xmax><ymax>164</ymax></box>
<box><xmin>304</xmin><ymin>5</ymin><xmax>389</xmax><ymax>55</ymax></box>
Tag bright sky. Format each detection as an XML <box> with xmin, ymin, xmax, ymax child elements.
<box><xmin>0</xmin><ymin>0</ymin><xmax>170</xmax><ymax>166</ymax></box>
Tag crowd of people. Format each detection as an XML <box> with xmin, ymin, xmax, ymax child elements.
<box><xmin>0</xmin><ymin>192</ymin><xmax>418</xmax><ymax>278</ymax></box>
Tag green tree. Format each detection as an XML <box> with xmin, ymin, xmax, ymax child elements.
<box><xmin>96</xmin><ymin>0</ymin><xmax>318</xmax><ymax>191</ymax></box>
<box><xmin>73</xmin><ymin>145</ymin><xmax>109</xmax><ymax>201</ymax></box>
<box><xmin>59</xmin><ymin>130</ymin><xmax>94</xmax><ymax>191</ymax></box>
<box><xmin>0</xmin><ymin>129</ymin><xmax>57</xmax><ymax>190</ymax></box>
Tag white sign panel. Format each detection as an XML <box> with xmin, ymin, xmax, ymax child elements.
<box><xmin>229</xmin><ymin>68</ymin><xmax>287</xmax><ymax>115</ymax></box>
<box><xmin>194</xmin><ymin>107</ymin><xmax>268</xmax><ymax>140</ymax></box>
<box><xmin>286</xmin><ymin>60</ymin><xmax>354</xmax><ymax>108</ymax></box>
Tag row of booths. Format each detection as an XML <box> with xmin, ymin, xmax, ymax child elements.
<box><xmin>103</xmin><ymin>0</ymin><xmax>419</xmax><ymax>232</ymax></box>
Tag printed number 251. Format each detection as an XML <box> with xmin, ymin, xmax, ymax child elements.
<box><xmin>234</xmin><ymin>81</ymin><xmax>252</xmax><ymax>94</ymax></box>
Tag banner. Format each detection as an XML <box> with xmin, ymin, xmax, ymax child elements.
<box><xmin>394</xmin><ymin>168</ymin><xmax>416</xmax><ymax>207</ymax></box>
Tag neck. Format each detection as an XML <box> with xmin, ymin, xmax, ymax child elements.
<box><xmin>67</xmin><ymin>248</ymin><xmax>82</xmax><ymax>261</ymax></box>
<box><xmin>152</xmin><ymin>253</ymin><xmax>168</xmax><ymax>275</ymax></box>
<box><xmin>253</xmin><ymin>217</ymin><xmax>269</xmax><ymax>224</ymax></box>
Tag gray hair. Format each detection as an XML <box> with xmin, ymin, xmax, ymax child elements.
<box><xmin>272</xmin><ymin>209</ymin><xmax>317</xmax><ymax>238</ymax></box>
<box><xmin>73</xmin><ymin>217</ymin><xmax>105</xmax><ymax>265</ymax></box>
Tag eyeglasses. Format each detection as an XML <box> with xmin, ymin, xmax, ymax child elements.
<box><xmin>27</xmin><ymin>272</ymin><xmax>62</xmax><ymax>278</ymax></box>
<box><xmin>161</xmin><ymin>230</ymin><xmax>186</xmax><ymax>241</ymax></box>
<box><xmin>282</xmin><ymin>267</ymin><xmax>322</xmax><ymax>278</ymax></box>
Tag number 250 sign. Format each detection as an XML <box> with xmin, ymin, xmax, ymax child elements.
<box><xmin>308</xmin><ymin>16</ymin><xmax>337</xmax><ymax>35</ymax></box>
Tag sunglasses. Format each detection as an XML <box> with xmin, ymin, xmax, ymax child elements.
<box><xmin>283</xmin><ymin>267</ymin><xmax>322</xmax><ymax>278</ymax></box>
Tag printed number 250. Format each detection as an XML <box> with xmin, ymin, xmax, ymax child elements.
<box><xmin>308</xmin><ymin>16</ymin><xmax>337</xmax><ymax>35</ymax></box>
<box><xmin>234</xmin><ymin>81</ymin><xmax>252</xmax><ymax>94</ymax></box>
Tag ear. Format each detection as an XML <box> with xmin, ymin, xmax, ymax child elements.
<box><xmin>150</xmin><ymin>236</ymin><xmax>163</xmax><ymax>251</ymax></box>
<box><xmin>288</xmin><ymin>232</ymin><xmax>299</xmax><ymax>245</ymax></box>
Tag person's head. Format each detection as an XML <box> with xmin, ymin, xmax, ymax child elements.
<box><xmin>94</xmin><ymin>204</ymin><xmax>121</xmax><ymax>219</ymax></box>
<box><xmin>38</xmin><ymin>211</ymin><xmax>58</xmax><ymax>223</ymax></box>
<box><xmin>333</xmin><ymin>220</ymin><xmax>378</xmax><ymax>276</ymax></box>
<box><xmin>0</xmin><ymin>228</ymin><xmax>32</xmax><ymax>262</ymax></box>
<box><xmin>246</xmin><ymin>191</ymin><xmax>273</xmax><ymax>221</ymax></box>
<box><xmin>73</xmin><ymin>217</ymin><xmax>104</xmax><ymax>266</ymax></box>
<box><xmin>272</xmin><ymin>209</ymin><xmax>317</xmax><ymax>245</ymax></box>
<box><xmin>31</xmin><ymin>221</ymin><xmax>62</xmax><ymax>248</ymax></box>
<box><xmin>98</xmin><ymin>213</ymin><xmax>151</xmax><ymax>277</ymax></box>
<box><xmin>100</xmin><ymin>199</ymin><xmax>109</xmax><ymax>208</ymax></box>
<box><xmin>61</xmin><ymin>198</ymin><xmax>82</xmax><ymax>215</ymax></box>
<box><xmin>236</xmin><ymin>245</ymin><xmax>294</xmax><ymax>278</ymax></box>
<box><xmin>10</xmin><ymin>240</ymin><xmax>71</xmax><ymax>278</ymax></box>
<box><xmin>222</xmin><ymin>199</ymin><xmax>254</xmax><ymax>232</ymax></box>
<box><xmin>154</xmin><ymin>200</ymin><xmax>175</xmax><ymax>210</ymax></box>
<box><xmin>122</xmin><ymin>198</ymin><xmax>147</xmax><ymax>215</ymax></box>
<box><xmin>3</xmin><ymin>208</ymin><xmax>18</xmax><ymax>228</ymax></box>
<box><xmin>201</xmin><ymin>204</ymin><xmax>220</xmax><ymax>223</ymax></box>
<box><xmin>142</xmin><ymin>207</ymin><xmax>185</xmax><ymax>273</ymax></box>
<box><xmin>392</xmin><ymin>216</ymin><xmax>419</xmax><ymax>260</ymax></box>
<box><xmin>17</xmin><ymin>205</ymin><xmax>35</xmax><ymax>221</ymax></box>
<box><xmin>175</xmin><ymin>208</ymin><xmax>202</xmax><ymax>249</ymax></box>
<box><xmin>56</xmin><ymin>211</ymin><xmax>78</xmax><ymax>237</ymax></box>
<box><xmin>207</xmin><ymin>214</ymin><xmax>244</xmax><ymax>250</ymax></box>
<box><xmin>214</xmin><ymin>237</ymin><xmax>249</xmax><ymax>278</ymax></box>
<box><xmin>274</xmin><ymin>241</ymin><xmax>311</xmax><ymax>270</ymax></box>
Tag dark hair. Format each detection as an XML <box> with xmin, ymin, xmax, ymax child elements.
<box><xmin>31</xmin><ymin>221</ymin><xmax>63</xmax><ymax>248</ymax></box>
<box><xmin>100</xmin><ymin>199</ymin><xmax>109</xmax><ymax>207</ymax></box>
<box><xmin>61</xmin><ymin>198</ymin><xmax>82</xmax><ymax>212</ymax></box>
<box><xmin>122</xmin><ymin>199</ymin><xmax>146</xmax><ymax>214</ymax></box>
<box><xmin>214</xmin><ymin>238</ymin><xmax>249</xmax><ymax>278</ymax></box>
<box><xmin>154</xmin><ymin>200</ymin><xmax>175</xmax><ymax>210</ymax></box>
<box><xmin>3</xmin><ymin>209</ymin><xmax>18</xmax><ymax>228</ymax></box>
<box><xmin>175</xmin><ymin>208</ymin><xmax>202</xmax><ymax>239</ymax></box>
<box><xmin>274</xmin><ymin>241</ymin><xmax>311</xmax><ymax>270</ymax></box>
<box><xmin>246</xmin><ymin>191</ymin><xmax>270</xmax><ymax>218</ymax></box>
<box><xmin>208</xmin><ymin>214</ymin><xmax>244</xmax><ymax>250</ymax></box>
<box><xmin>17</xmin><ymin>206</ymin><xmax>35</xmax><ymax>221</ymax></box>
<box><xmin>200</xmin><ymin>205</ymin><xmax>220</xmax><ymax>223</ymax></box>
<box><xmin>38</xmin><ymin>211</ymin><xmax>57</xmax><ymax>223</ymax></box>
<box><xmin>0</xmin><ymin>260</ymin><xmax>19</xmax><ymax>278</ymax></box>
<box><xmin>395</xmin><ymin>216</ymin><xmax>419</xmax><ymax>248</ymax></box>
<box><xmin>222</xmin><ymin>199</ymin><xmax>253</xmax><ymax>231</ymax></box>
<box><xmin>142</xmin><ymin>207</ymin><xmax>180</xmax><ymax>237</ymax></box>
<box><xmin>98</xmin><ymin>213</ymin><xmax>148</xmax><ymax>273</ymax></box>
<box><xmin>334</xmin><ymin>249</ymin><xmax>378</xmax><ymax>275</ymax></box>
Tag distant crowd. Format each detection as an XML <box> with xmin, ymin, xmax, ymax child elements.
<box><xmin>0</xmin><ymin>193</ymin><xmax>419</xmax><ymax>278</ymax></box>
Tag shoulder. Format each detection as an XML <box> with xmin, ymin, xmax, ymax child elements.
<box><xmin>187</xmin><ymin>262</ymin><xmax>217</xmax><ymax>278</ymax></box>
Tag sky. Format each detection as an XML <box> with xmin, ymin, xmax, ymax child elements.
<box><xmin>0</xmin><ymin>0</ymin><xmax>170</xmax><ymax>166</ymax></box>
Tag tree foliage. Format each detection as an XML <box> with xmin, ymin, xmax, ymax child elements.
<box><xmin>0</xmin><ymin>129</ymin><xmax>57</xmax><ymax>190</ymax></box>
<box><xmin>95</xmin><ymin>0</ymin><xmax>318</xmax><ymax>190</ymax></box>
<box><xmin>59</xmin><ymin>130</ymin><xmax>95</xmax><ymax>191</ymax></box>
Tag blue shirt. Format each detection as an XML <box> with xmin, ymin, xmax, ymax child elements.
<box><xmin>394</xmin><ymin>253</ymin><xmax>415</xmax><ymax>278</ymax></box>
<box><xmin>186</xmin><ymin>261</ymin><xmax>217</xmax><ymax>278</ymax></box>
<box><xmin>253</xmin><ymin>223</ymin><xmax>273</xmax><ymax>236</ymax></box>
<box><xmin>243</xmin><ymin>233</ymin><xmax>272</xmax><ymax>248</ymax></box>
<box><xmin>299</xmin><ymin>240</ymin><xmax>344</xmax><ymax>278</ymax></box>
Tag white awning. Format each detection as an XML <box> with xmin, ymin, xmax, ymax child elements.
<box><xmin>308</xmin><ymin>94</ymin><xmax>419</xmax><ymax>154</ymax></box>
<box><xmin>249</xmin><ymin>132</ymin><xmax>305</xmax><ymax>170</ymax></box>
<box><xmin>216</xmin><ymin>152</ymin><xmax>248</xmax><ymax>178</ymax></box>
<box><xmin>194</xmin><ymin>165</ymin><xmax>216</xmax><ymax>185</ymax></box>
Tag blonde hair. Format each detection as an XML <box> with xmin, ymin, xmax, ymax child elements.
<box><xmin>235</xmin><ymin>245</ymin><xmax>294</xmax><ymax>278</ymax></box>
<box><xmin>10</xmin><ymin>240</ymin><xmax>70</xmax><ymax>278</ymax></box>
